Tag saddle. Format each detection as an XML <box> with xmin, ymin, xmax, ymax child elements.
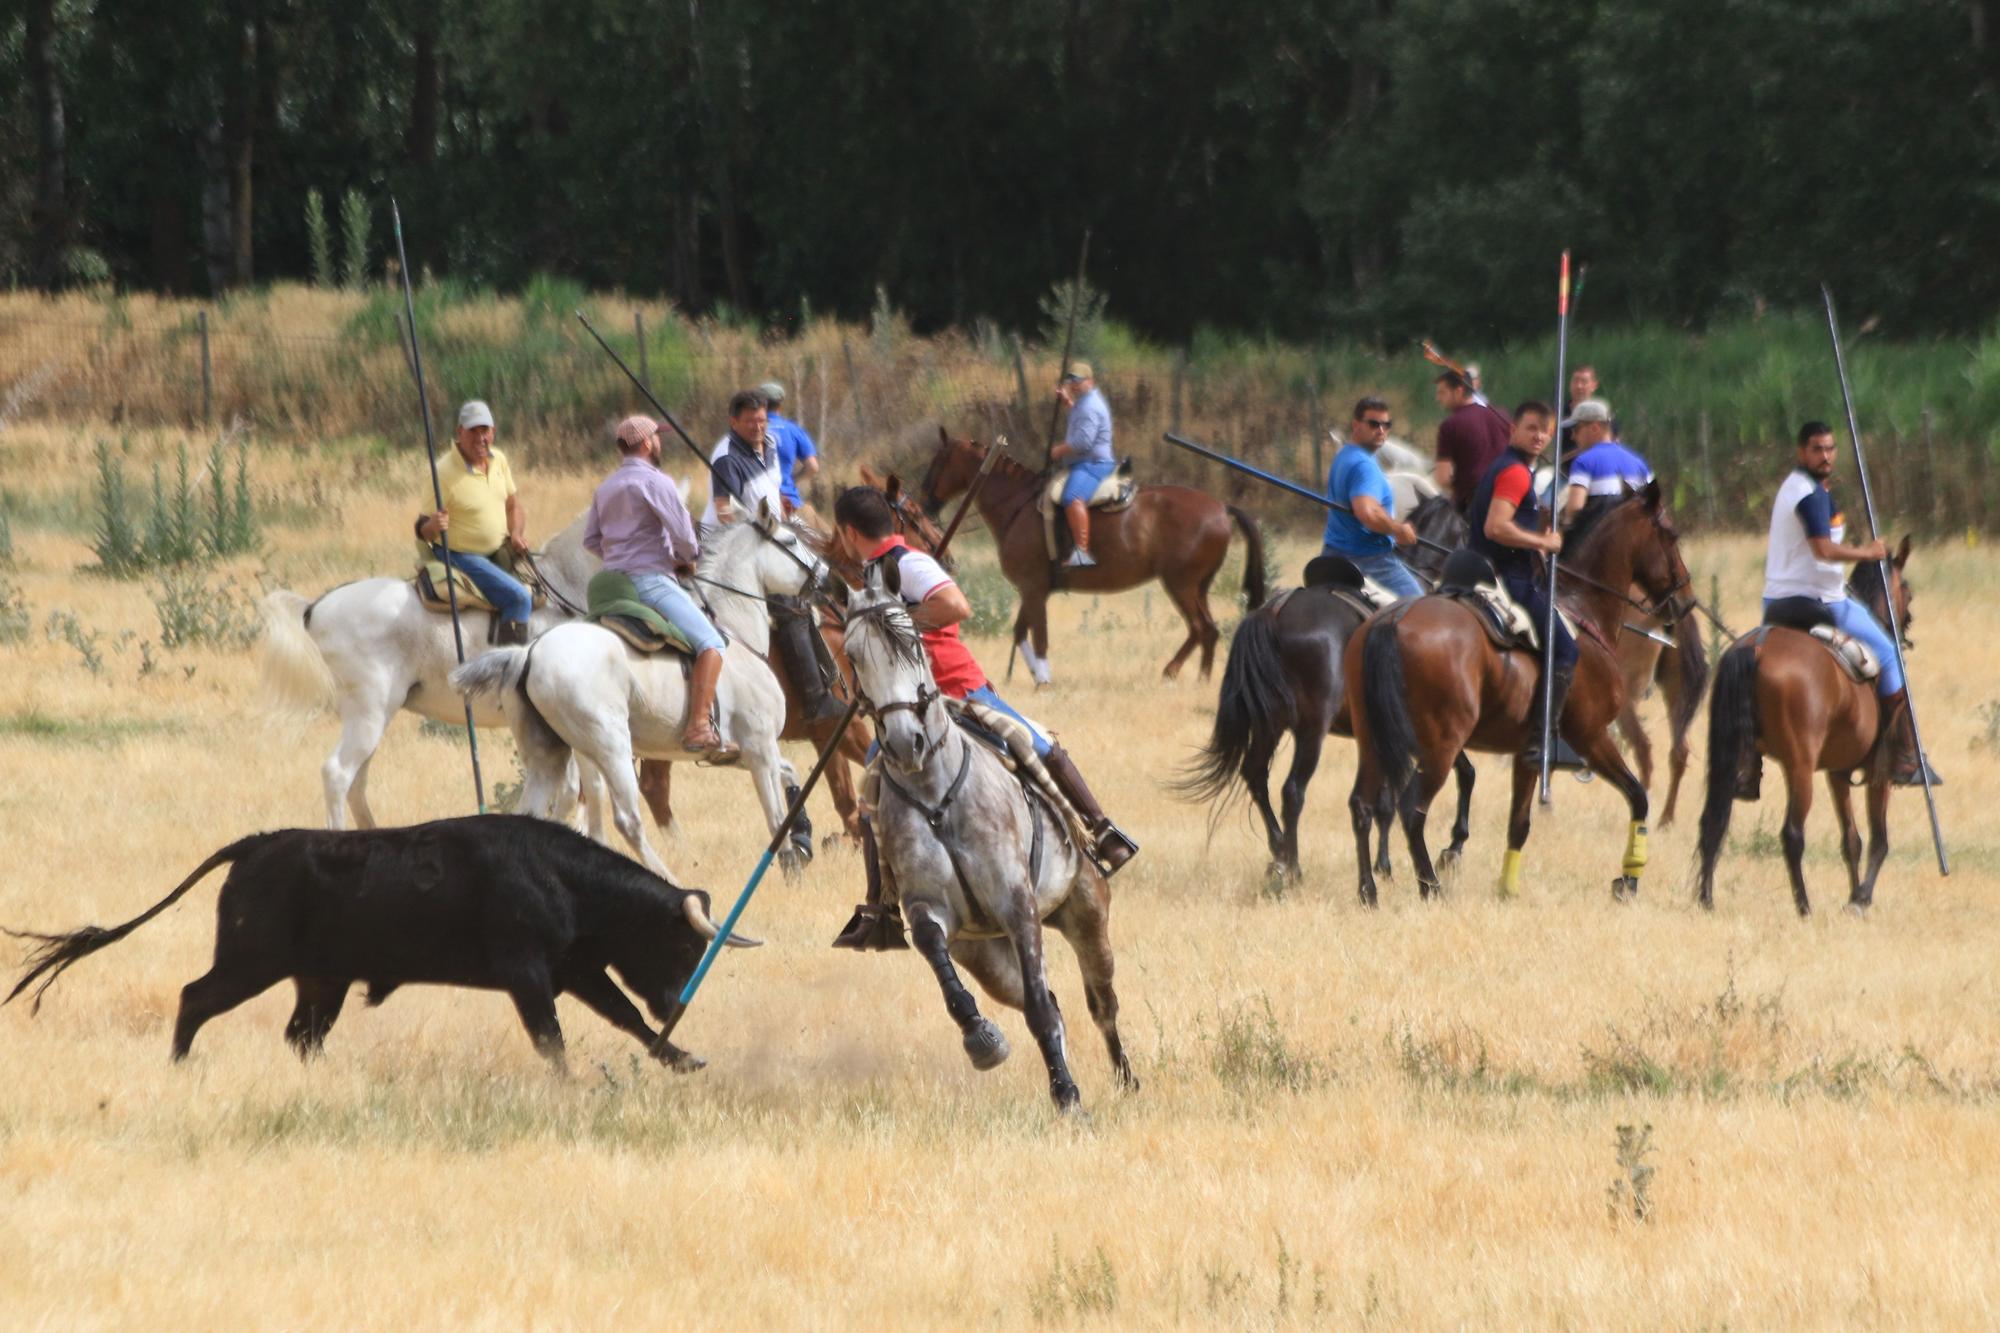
<box><xmin>584</xmin><ymin>570</ymin><xmax>698</xmax><ymax>657</ymax></box>
<box><xmin>1762</xmin><ymin>599</ymin><xmax>1878</xmax><ymax>683</ymax></box>
<box><xmin>1263</xmin><ymin>555</ymin><xmax>1399</xmax><ymax>620</ymax></box>
<box><xmin>413</xmin><ymin>545</ymin><xmax>547</xmax><ymax>628</ymax></box>
<box><xmin>1040</xmin><ymin>458</ymin><xmax>1137</xmax><ymax>561</ymax></box>
<box><xmin>1434</xmin><ymin>548</ymin><xmax>1580</xmax><ymax>653</ymax></box>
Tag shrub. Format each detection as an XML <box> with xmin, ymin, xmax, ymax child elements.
<box><xmin>340</xmin><ymin>190</ymin><xmax>371</xmax><ymax>290</ymax></box>
<box><xmin>89</xmin><ymin>440</ymin><xmax>143</xmax><ymax>576</ymax></box>
<box><xmin>306</xmin><ymin>189</ymin><xmax>334</xmax><ymax>288</ymax></box>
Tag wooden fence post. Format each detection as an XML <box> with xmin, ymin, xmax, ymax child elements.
<box><xmin>841</xmin><ymin>336</ymin><xmax>867</xmax><ymax>437</ymax></box>
<box><xmin>1171</xmin><ymin>347</ymin><xmax>1186</xmax><ymax>436</ymax></box>
<box><xmin>1308</xmin><ymin>366</ymin><xmax>1323</xmax><ymax>485</ymax></box>
<box><xmin>1921</xmin><ymin>407</ymin><xmax>1943</xmax><ymax>527</ymax></box>
<box><xmin>198</xmin><ymin>309</ymin><xmax>213</xmax><ymax>427</ymax></box>
<box><xmin>1698</xmin><ymin>408</ymin><xmax>1717</xmax><ymax>526</ymax></box>
<box><xmin>634</xmin><ymin>310</ymin><xmax>649</xmax><ymax>387</ymax></box>
<box><xmin>1010</xmin><ymin>334</ymin><xmax>1033</xmax><ymax>432</ymax></box>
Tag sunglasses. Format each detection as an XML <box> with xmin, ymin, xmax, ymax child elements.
<box><xmin>1362</xmin><ymin>417</ymin><xmax>1393</xmax><ymax>429</ymax></box>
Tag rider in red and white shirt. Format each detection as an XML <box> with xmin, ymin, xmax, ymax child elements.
<box><xmin>827</xmin><ymin>486</ymin><xmax>1137</xmax><ymax>949</ymax></box>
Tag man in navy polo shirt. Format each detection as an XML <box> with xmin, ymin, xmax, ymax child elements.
<box><xmin>1321</xmin><ymin>396</ymin><xmax>1424</xmax><ymax>598</ymax></box>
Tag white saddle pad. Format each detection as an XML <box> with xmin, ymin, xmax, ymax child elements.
<box><xmin>1809</xmin><ymin>625</ymin><xmax>1880</xmax><ymax>682</ymax></box>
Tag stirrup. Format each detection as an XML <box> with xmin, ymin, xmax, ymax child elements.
<box><xmin>1064</xmin><ymin>548</ymin><xmax>1097</xmax><ymax>568</ymax></box>
<box><xmin>684</xmin><ymin>729</ymin><xmax>741</xmax><ymax>766</ymax></box>
<box><xmin>831</xmin><ymin>903</ymin><xmax>909</xmax><ymax>951</ymax></box>
<box><xmin>1092</xmin><ymin>823</ymin><xmax>1139</xmax><ymax>875</ymax></box>
<box><xmin>1891</xmin><ymin>757</ymin><xmax>1943</xmax><ymax>788</ymax></box>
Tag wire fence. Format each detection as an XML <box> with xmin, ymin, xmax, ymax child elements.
<box><xmin>2</xmin><ymin>306</ymin><xmax>1993</xmax><ymax>534</ymax></box>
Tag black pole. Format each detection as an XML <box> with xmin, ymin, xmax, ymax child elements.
<box><xmin>1539</xmin><ymin>251</ymin><xmax>1572</xmax><ymax>806</ymax></box>
<box><xmin>1044</xmin><ymin>231</ymin><xmax>1092</xmax><ymax>469</ymax></box>
<box><xmin>1822</xmin><ymin>284</ymin><xmax>1948</xmax><ymax>875</ymax></box>
<box><xmin>935</xmin><ymin>435</ymin><xmax>1008</xmax><ymax>553</ymax></box>
<box><xmin>392</xmin><ymin>199</ymin><xmax>485</xmax><ymax>814</ymax></box>
<box><xmin>575</xmin><ymin>311</ymin><xmax>720</xmax><ymax>482</ymax></box>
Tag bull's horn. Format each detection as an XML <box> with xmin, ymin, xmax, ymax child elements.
<box><xmin>683</xmin><ymin>894</ymin><xmax>762</xmax><ymax>948</ymax></box>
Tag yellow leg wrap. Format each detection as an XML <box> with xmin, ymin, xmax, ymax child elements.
<box><xmin>1498</xmin><ymin>848</ymin><xmax>1523</xmax><ymax>899</ymax></box>
<box><xmin>1622</xmin><ymin>822</ymin><xmax>1649</xmax><ymax>878</ymax></box>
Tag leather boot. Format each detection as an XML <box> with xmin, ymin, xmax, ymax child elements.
<box><xmin>772</xmin><ymin>597</ymin><xmax>845</xmax><ymax>724</ymax></box>
<box><xmin>683</xmin><ymin>648</ymin><xmax>741</xmax><ymax>765</ymax></box>
<box><xmin>1063</xmin><ymin>500</ymin><xmax>1096</xmax><ymax>568</ymax></box>
<box><xmin>1041</xmin><ymin>742</ymin><xmax>1138</xmax><ymax>873</ymax></box>
<box><xmin>499</xmin><ymin>620</ymin><xmax>531</xmax><ymax>646</ymax></box>
<box><xmin>832</xmin><ymin>816</ymin><xmax>909</xmax><ymax>950</ymax></box>
<box><xmin>1521</xmin><ymin>662</ymin><xmax>1588</xmax><ymax>771</ymax></box>
<box><xmin>1879</xmin><ymin>689</ymin><xmax>1943</xmax><ymax>787</ymax></box>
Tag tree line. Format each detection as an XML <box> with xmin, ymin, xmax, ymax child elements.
<box><xmin>5</xmin><ymin>0</ymin><xmax>1998</xmax><ymax>345</ymax></box>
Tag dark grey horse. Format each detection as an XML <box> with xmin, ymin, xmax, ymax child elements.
<box><xmin>842</xmin><ymin>565</ymin><xmax>1135</xmax><ymax>1112</ymax></box>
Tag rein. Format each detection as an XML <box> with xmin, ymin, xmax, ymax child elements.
<box><xmin>520</xmin><ymin>548</ymin><xmax>589</xmax><ymax>619</ymax></box>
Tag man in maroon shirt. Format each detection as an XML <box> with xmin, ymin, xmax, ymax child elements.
<box><xmin>1430</xmin><ymin>370</ymin><xmax>1513</xmax><ymax>514</ymax></box>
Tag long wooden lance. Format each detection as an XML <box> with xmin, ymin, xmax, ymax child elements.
<box><xmin>392</xmin><ymin>199</ymin><xmax>486</xmax><ymax>814</ymax></box>
<box><xmin>658</xmin><ymin>454</ymin><xmax>997</xmax><ymax>1040</ymax></box>
<box><xmin>1822</xmin><ymin>284</ymin><xmax>1948</xmax><ymax>875</ymax></box>
<box><xmin>1043</xmin><ymin>230</ymin><xmax>1093</xmax><ymax>470</ymax></box>
<box><xmin>1538</xmin><ymin>250</ymin><xmax>1572</xmax><ymax>805</ymax></box>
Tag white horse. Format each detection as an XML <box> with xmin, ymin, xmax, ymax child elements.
<box><xmin>842</xmin><ymin>563</ymin><xmax>1135</xmax><ymax>1112</ymax></box>
<box><xmin>260</xmin><ymin>511</ymin><xmax>605</xmax><ymax>829</ymax></box>
<box><xmin>451</xmin><ymin>516</ymin><xmax>827</xmax><ymax>879</ymax></box>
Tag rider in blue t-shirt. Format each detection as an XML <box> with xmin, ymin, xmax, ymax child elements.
<box><xmin>1320</xmin><ymin>397</ymin><xmax>1424</xmax><ymax>598</ymax></box>
<box><xmin>755</xmin><ymin>381</ymin><xmax>820</xmax><ymax>513</ymax></box>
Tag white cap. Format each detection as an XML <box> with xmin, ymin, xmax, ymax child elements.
<box><xmin>458</xmin><ymin>399</ymin><xmax>495</xmax><ymax>430</ymax></box>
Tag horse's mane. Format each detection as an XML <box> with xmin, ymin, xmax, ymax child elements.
<box><xmin>1848</xmin><ymin>554</ymin><xmax>1887</xmax><ymax>607</ymax></box>
<box><xmin>695</xmin><ymin>518</ymin><xmax>763</xmax><ymax>575</ymax></box>
<box><xmin>1567</xmin><ymin>491</ymin><xmax>1653</xmax><ymax>572</ymax></box>
<box><xmin>844</xmin><ymin>595</ymin><xmax>928</xmax><ymax>670</ymax></box>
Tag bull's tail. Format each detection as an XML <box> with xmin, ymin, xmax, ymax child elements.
<box><xmin>1171</xmin><ymin>608</ymin><xmax>1294</xmax><ymax>817</ymax></box>
<box><xmin>6</xmin><ymin>833</ymin><xmax>280</xmax><ymax>1012</ymax></box>
<box><xmin>1696</xmin><ymin>639</ymin><xmax>1761</xmax><ymax>882</ymax></box>
<box><xmin>258</xmin><ymin>590</ymin><xmax>335</xmax><ymax>718</ymax></box>
<box><xmin>1361</xmin><ymin>607</ymin><xmax>1421</xmax><ymax>792</ymax></box>
<box><xmin>1226</xmin><ymin>506</ymin><xmax>1269</xmax><ymax>610</ymax></box>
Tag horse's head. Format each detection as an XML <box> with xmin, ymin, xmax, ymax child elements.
<box><xmin>916</xmin><ymin>426</ymin><xmax>984</xmax><ymax>518</ymax></box>
<box><xmin>844</xmin><ymin>563</ymin><xmax>945</xmax><ymax>775</ymax></box>
<box><xmin>1851</xmin><ymin>535</ymin><xmax>1915</xmax><ymax>648</ymax></box>
<box><xmin>1594</xmin><ymin>480</ymin><xmax>1692</xmax><ymax>618</ymax></box>
<box><xmin>705</xmin><ymin>502</ymin><xmax>828</xmax><ymax>602</ymax></box>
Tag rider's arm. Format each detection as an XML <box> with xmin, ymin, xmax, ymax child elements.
<box><xmin>506</xmin><ymin>493</ymin><xmax>527</xmax><ymax>551</ymax></box>
<box><xmin>1564</xmin><ymin>483</ymin><xmax>1589</xmax><ymax>518</ymax></box>
<box><xmin>1808</xmin><ymin>535</ymin><xmax>1887</xmax><ymax>563</ymax></box>
<box><xmin>1350</xmin><ymin>493</ymin><xmax>1418</xmax><ymax>547</ymax></box>
<box><xmin>909</xmin><ymin>583</ymin><xmax>973</xmax><ymax>632</ymax></box>
<box><xmin>791</xmin><ymin>454</ymin><xmax>820</xmax><ymax>484</ymax></box>
<box><xmin>1485</xmin><ymin>496</ymin><xmax>1562</xmax><ymax>554</ymax></box>
<box><xmin>1796</xmin><ymin>485</ymin><xmax>1885</xmax><ymax>563</ymax></box>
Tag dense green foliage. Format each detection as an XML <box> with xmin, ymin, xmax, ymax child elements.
<box><xmin>5</xmin><ymin>0</ymin><xmax>1998</xmax><ymax>344</ymax></box>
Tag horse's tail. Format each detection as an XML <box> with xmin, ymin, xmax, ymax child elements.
<box><xmin>1663</xmin><ymin>604</ymin><xmax>1710</xmax><ymax>746</ymax></box>
<box><xmin>1696</xmin><ymin>638</ymin><xmax>1760</xmax><ymax>875</ymax></box>
<box><xmin>1171</xmin><ymin>608</ymin><xmax>1294</xmax><ymax>814</ymax></box>
<box><xmin>1227</xmin><ymin>506</ymin><xmax>1269</xmax><ymax>610</ymax></box>
<box><xmin>6</xmin><ymin>833</ymin><xmax>279</xmax><ymax>1012</ymax></box>
<box><xmin>448</xmin><ymin>647</ymin><xmax>527</xmax><ymax>702</ymax></box>
<box><xmin>258</xmin><ymin>590</ymin><xmax>335</xmax><ymax>717</ymax></box>
<box><xmin>1361</xmin><ymin>607</ymin><xmax>1421</xmax><ymax>791</ymax></box>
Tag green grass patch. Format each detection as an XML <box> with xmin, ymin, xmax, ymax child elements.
<box><xmin>0</xmin><ymin>710</ymin><xmax>183</xmax><ymax>746</ymax></box>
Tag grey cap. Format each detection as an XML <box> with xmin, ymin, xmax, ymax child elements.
<box><xmin>755</xmin><ymin>380</ymin><xmax>786</xmax><ymax>406</ymax></box>
<box><xmin>1560</xmin><ymin>397</ymin><xmax>1612</xmax><ymax>428</ymax></box>
<box><xmin>457</xmin><ymin>399</ymin><xmax>495</xmax><ymax>430</ymax></box>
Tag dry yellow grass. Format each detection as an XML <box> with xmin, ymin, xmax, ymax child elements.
<box><xmin>2</xmin><ymin>426</ymin><xmax>1997</xmax><ymax>1328</ymax></box>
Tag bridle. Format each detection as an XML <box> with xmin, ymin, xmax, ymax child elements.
<box><xmin>839</xmin><ymin>599</ymin><xmax>943</xmax><ymax>730</ymax></box>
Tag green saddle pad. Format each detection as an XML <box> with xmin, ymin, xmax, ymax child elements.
<box><xmin>586</xmin><ymin>570</ymin><xmax>697</xmax><ymax>655</ymax></box>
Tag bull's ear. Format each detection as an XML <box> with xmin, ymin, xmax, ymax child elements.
<box><xmin>885</xmin><ymin>474</ymin><xmax>903</xmax><ymax>504</ymax></box>
<box><xmin>1894</xmin><ymin>534</ymin><xmax>1911</xmax><ymax>568</ymax></box>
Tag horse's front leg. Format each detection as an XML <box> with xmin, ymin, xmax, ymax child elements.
<box><xmin>1499</xmin><ymin>759</ymin><xmax>1536</xmax><ymax>900</ymax></box>
<box><xmin>1003</xmin><ymin>901</ymin><xmax>1081</xmax><ymax>1112</ymax></box>
<box><xmin>907</xmin><ymin>901</ymin><xmax>1011</xmax><ymax>1072</ymax></box>
<box><xmin>1572</xmin><ymin>724</ymin><xmax>1651</xmax><ymax>903</ymax></box>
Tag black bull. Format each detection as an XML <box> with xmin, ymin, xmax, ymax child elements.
<box><xmin>6</xmin><ymin>815</ymin><xmax>757</xmax><ymax>1070</ymax></box>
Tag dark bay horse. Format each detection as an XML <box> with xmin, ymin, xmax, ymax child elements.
<box><xmin>1694</xmin><ymin>540</ymin><xmax>1914</xmax><ymax>916</ymax></box>
<box><xmin>1346</xmin><ymin>486</ymin><xmax>1691</xmax><ymax>905</ymax></box>
<box><xmin>916</xmin><ymin>429</ymin><xmax>1266</xmax><ymax>682</ymax></box>
<box><xmin>636</xmin><ymin>487</ymin><xmax>948</xmax><ymax>850</ymax></box>
<box><xmin>1175</xmin><ymin>494</ymin><xmax>1473</xmax><ymax>882</ymax></box>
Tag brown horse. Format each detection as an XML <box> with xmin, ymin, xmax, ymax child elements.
<box><xmin>1345</xmin><ymin>486</ymin><xmax>1692</xmax><ymax>905</ymax></box>
<box><xmin>915</xmin><ymin>429</ymin><xmax>1266</xmax><ymax>682</ymax></box>
<box><xmin>636</xmin><ymin>485</ymin><xmax>947</xmax><ymax>850</ymax></box>
<box><xmin>1568</xmin><ymin>496</ymin><xmax>1712</xmax><ymax>825</ymax></box>
<box><xmin>1693</xmin><ymin>541</ymin><xmax>1914</xmax><ymax>917</ymax></box>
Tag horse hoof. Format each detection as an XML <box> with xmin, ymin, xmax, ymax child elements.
<box><xmin>963</xmin><ymin>1019</ymin><xmax>1011</xmax><ymax>1071</ymax></box>
<box><xmin>1438</xmin><ymin>847</ymin><xmax>1461</xmax><ymax>870</ymax></box>
<box><xmin>1052</xmin><ymin>1085</ymin><xmax>1083</xmax><ymax>1113</ymax></box>
<box><xmin>1610</xmin><ymin>876</ymin><xmax>1639</xmax><ymax>903</ymax></box>
<box><xmin>669</xmin><ymin>1050</ymin><xmax>707</xmax><ymax>1073</ymax></box>
<box><xmin>1844</xmin><ymin>901</ymin><xmax>1870</xmax><ymax>919</ymax></box>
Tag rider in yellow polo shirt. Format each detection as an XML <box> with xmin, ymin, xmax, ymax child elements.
<box><xmin>415</xmin><ymin>399</ymin><xmax>533</xmax><ymax>643</ymax></box>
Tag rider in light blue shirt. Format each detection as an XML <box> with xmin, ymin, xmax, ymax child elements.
<box><xmin>1052</xmin><ymin>361</ymin><xmax>1117</xmax><ymax>568</ymax></box>
<box><xmin>1320</xmin><ymin>397</ymin><xmax>1424</xmax><ymax>598</ymax></box>
<box><xmin>755</xmin><ymin>381</ymin><xmax>820</xmax><ymax>512</ymax></box>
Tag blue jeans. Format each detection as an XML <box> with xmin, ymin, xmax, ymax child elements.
<box><xmin>630</xmin><ymin>572</ymin><xmax>726</xmax><ymax>655</ymax></box>
<box><xmin>1765</xmin><ymin>596</ymin><xmax>1902</xmax><ymax>695</ymax></box>
<box><xmin>1060</xmin><ymin>458</ymin><xmax>1118</xmax><ymax>507</ymax></box>
<box><xmin>432</xmin><ymin>545</ymin><xmax>532</xmax><ymax>625</ymax></box>
<box><xmin>1324</xmin><ymin>546</ymin><xmax>1425</xmax><ymax>600</ymax></box>
<box><xmin>1504</xmin><ymin>571</ymin><xmax>1577</xmax><ymax>674</ymax></box>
